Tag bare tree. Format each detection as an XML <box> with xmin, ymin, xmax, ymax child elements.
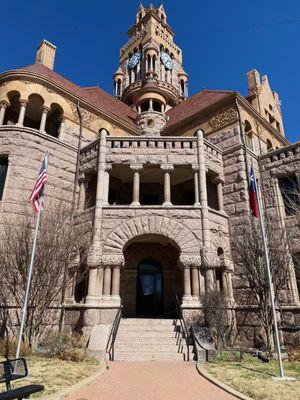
<box><xmin>201</xmin><ymin>290</ymin><xmax>229</xmax><ymax>353</ymax></box>
<box><xmin>232</xmin><ymin>216</ymin><xmax>291</xmax><ymax>351</ymax></box>
<box><xmin>0</xmin><ymin>202</ymin><xmax>90</xmax><ymax>349</ymax></box>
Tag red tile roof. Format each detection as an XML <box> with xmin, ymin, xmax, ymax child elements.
<box><xmin>17</xmin><ymin>64</ymin><xmax>138</xmax><ymax>127</ymax></box>
<box><xmin>164</xmin><ymin>90</ymin><xmax>234</xmax><ymax>131</ymax></box>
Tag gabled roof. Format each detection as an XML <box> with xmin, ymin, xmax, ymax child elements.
<box><xmin>16</xmin><ymin>64</ymin><xmax>138</xmax><ymax>127</ymax></box>
<box><xmin>164</xmin><ymin>90</ymin><xmax>234</xmax><ymax>131</ymax></box>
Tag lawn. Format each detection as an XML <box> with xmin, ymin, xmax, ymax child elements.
<box><xmin>0</xmin><ymin>356</ymin><xmax>103</xmax><ymax>398</ymax></box>
<box><xmin>205</xmin><ymin>353</ymin><xmax>300</xmax><ymax>400</ymax></box>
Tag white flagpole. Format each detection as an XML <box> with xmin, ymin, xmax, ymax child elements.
<box><xmin>256</xmin><ymin>181</ymin><xmax>285</xmax><ymax>379</ymax></box>
<box><xmin>15</xmin><ymin>200</ymin><xmax>43</xmax><ymax>359</ymax></box>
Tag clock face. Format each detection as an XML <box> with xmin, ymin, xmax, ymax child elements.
<box><xmin>161</xmin><ymin>52</ymin><xmax>173</xmax><ymax>70</ymax></box>
<box><xmin>128</xmin><ymin>51</ymin><xmax>141</xmax><ymax>69</ymax></box>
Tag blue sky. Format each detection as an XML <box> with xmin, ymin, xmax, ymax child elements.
<box><xmin>0</xmin><ymin>0</ymin><xmax>299</xmax><ymax>143</ymax></box>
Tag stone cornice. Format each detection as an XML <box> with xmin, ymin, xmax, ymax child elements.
<box><xmin>0</xmin><ymin>69</ymin><xmax>140</xmax><ymax>136</ymax></box>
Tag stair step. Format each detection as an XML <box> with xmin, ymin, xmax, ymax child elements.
<box><xmin>121</xmin><ymin>318</ymin><xmax>176</xmax><ymax>325</ymax></box>
<box><xmin>118</xmin><ymin>325</ymin><xmax>179</xmax><ymax>332</ymax></box>
<box><xmin>114</xmin><ymin>344</ymin><xmax>182</xmax><ymax>352</ymax></box>
<box><xmin>114</xmin><ymin>352</ymin><xmax>185</xmax><ymax>362</ymax></box>
<box><xmin>115</xmin><ymin>337</ymin><xmax>180</xmax><ymax>345</ymax></box>
<box><xmin>115</xmin><ymin>330</ymin><xmax>178</xmax><ymax>338</ymax></box>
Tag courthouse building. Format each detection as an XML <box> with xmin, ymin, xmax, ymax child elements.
<box><xmin>0</xmin><ymin>4</ymin><xmax>299</xmax><ymax>355</ymax></box>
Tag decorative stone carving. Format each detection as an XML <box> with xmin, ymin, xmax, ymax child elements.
<box><xmin>209</xmin><ymin>108</ymin><xmax>237</xmax><ymax>130</ymax></box>
<box><xmin>179</xmin><ymin>255</ymin><xmax>201</xmax><ymax>269</ymax></box>
<box><xmin>101</xmin><ymin>254</ymin><xmax>125</xmax><ymax>268</ymax></box>
<box><xmin>201</xmin><ymin>246</ymin><xmax>219</xmax><ymax>269</ymax></box>
<box><xmin>87</xmin><ymin>245</ymin><xmax>101</xmax><ymax>268</ymax></box>
<box><xmin>70</xmin><ymin>102</ymin><xmax>97</xmax><ymax>128</ymax></box>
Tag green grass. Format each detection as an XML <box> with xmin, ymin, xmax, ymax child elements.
<box><xmin>205</xmin><ymin>353</ymin><xmax>300</xmax><ymax>400</ymax></box>
<box><xmin>0</xmin><ymin>356</ymin><xmax>103</xmax><ymax>398</ymax></box>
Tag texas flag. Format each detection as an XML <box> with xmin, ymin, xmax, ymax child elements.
<box><xmin>249</xmin><ymin>166</ymin><xmax>259</xmax><ymax>218</ymax></box>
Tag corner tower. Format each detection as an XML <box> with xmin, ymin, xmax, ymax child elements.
<box><xmin>113</xmin><ymin>3</ymin><xmax>188</xmax><ymax>135</ymax></box>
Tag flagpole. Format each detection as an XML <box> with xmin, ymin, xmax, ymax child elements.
<box><xmin>15</xmin><ymin>199</ymin><xmax>43</xmax><ymax>360</ymax></box>
<box><xmin>256</xmin><ymin>182</ymin><xmax>285</xmax><ymax>379</ymax></box>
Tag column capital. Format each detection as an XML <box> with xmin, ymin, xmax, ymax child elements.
<box><xmin>87</xmin><ymin>245</ymin><xmax>102</xmax><ymax>268</ymax></box>
<box><xmin>19</xmin><ymin>99</ymin><xmax>29</xmax><ymax>107</ymax></box>
<box><xmin>101</xmin><ymin>254</ymin><xmax>125</xmax><ymax>269</ymax></box>
<box><xmin>191</xmin><ymin>165</ymin><xmax>199</xmax><ymax>172</ymax></box>
<box><xmin>179</xmin><ymin>254</ymin><xmax>201</xmax><ymax>269</ymax></box>
<box><xmin>201</xmin><ymin>247</ymin><xmax>219</xmax><ymax>269</ymax></box>
<box><xmin>130</xmin><ymin>164</ymin><xmax>143</xmax><ymax>172</ymax></box>
<box><xmin>0</xmin><ymin>100</ymin><xmax>9</xmax><ymax>109</ymax></box>
<box><xmin>105</xmin><ymin>164</ymin><xmax>113</xmax><ymax>173</ymax></box>
<box><xmin>212</xmin><ymin>175</ymin><xmax>225</xmax><ymax>185</ymax></box>
<box><xmin>41</xmin><ymin>105</ymin><xmax>51</xmax><ymax>113</ymax></box>
<box><xmin>161</xmin><ymin>164</ymin><xmax>174</xmax><ymax>172</ymax></box>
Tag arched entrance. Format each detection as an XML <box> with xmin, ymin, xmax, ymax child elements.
<box><xmin>121</xmin><ymin>235</ymin><xmax>182</xmax><ymax>317</ymax></box>
<box><xmin>137</xmin><ymin>258</ymin><xmax>163</xmax><ymax>316</ymax></box>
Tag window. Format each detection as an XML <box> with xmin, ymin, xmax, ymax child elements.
<box><xmin>278</xmin><ymin>174</ymin><xmax>300</xmax><ymax>216</ymax></box>
<box><xmin>0</xmin><ymin>157</ymin><xmax>8</xmax><ymax>200</ymax></box>
<box><xmin>266</xmin><ymin>139</ymin><xmax>273</xmax><ymax>152</ymax></box>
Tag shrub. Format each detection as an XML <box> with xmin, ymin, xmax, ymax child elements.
<box><xmin>38</xmin><ymin>332</ymin><xmax>88</xmax><ymax>362</ymax></box>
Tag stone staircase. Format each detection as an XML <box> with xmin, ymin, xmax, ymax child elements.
<box><xmin>111</xmin><ymin>318</ymin><xmax>190</xmax><ymax>362</ymax></box>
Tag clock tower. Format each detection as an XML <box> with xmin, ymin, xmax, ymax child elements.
<box><xmin>113</xmin><ymin>3</ymin><xmax>188</xmax><ymax>135</ymax></box>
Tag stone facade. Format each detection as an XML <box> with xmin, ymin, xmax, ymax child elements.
<box><xmin>0</xmin><ymin>4</ymin><xmax>299</xmax><ymax>348</ymax></box>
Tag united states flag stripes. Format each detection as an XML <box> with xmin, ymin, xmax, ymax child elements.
<box><xmin>29</xmin><ymin>153</ymin><xmax>49</xmax><ymax>214</ymax></box>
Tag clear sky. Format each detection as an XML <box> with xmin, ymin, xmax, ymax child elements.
<box><xmin>1</xmin><ymin>0</ymin><xmax>299</xmax><ymax>143</ymax></box>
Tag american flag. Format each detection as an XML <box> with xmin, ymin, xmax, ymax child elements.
<box><xmin>29</xmin><ymin>153</ymin><xmax>49</xmax><ymax>214</ymax></box>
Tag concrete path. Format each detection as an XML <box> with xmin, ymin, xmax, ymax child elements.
<box><xmin>67</xmin><ymin>362</ymin><xmax>236</xmax><ymax>400</ymax></box>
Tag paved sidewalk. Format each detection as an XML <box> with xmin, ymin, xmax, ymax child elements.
<box><xmin>67</xmin><ymin>362</ymin><xmax>236</xmax><ymax>400</ymax></box>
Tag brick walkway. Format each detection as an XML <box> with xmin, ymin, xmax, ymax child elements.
<box><xmin>67</xmin><ymin>362</ymin><xmax>236</xmax><ymax>400</ymax></box>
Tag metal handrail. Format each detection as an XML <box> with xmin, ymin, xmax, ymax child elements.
<box><xmin>106</xmin><ymin>296</ymin><xmax>125</xmax><ymax>361</ymax></box>
<box><xmin>174</xmin><ymin>294</ymin><xmax>191</xmax><ymax>362</ymax></box>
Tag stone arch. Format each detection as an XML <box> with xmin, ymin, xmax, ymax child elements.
<box><xmin>102</xmin><ymin>216</ymin><xmax>200</xmax><ymax>256</ymax></box>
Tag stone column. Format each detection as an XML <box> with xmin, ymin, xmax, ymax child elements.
<box><xmin>180</xmin><ymin>255</ymin><xmax>202</xmax><ymax>306</ymax></box>
<box><xmin>215</xmin><ymin>177</ymin><xmax>224</xmax><ymax>212</ymax></box>
<box><xmin>58</xmin><ymin>116</ymin><xmax>65</xmax><ymax>137</ymax></box>
<box><xmin>17</xmin><ymin>99</ymin><xmax>28</xmax><ymax>126</ymax></box>
<box><xmin>197</xmin><ymin>130</ymin><xmax>215</xmax><ymax>292</ymax></box>
<box><xmin>39</xmin><ymin>105</ymin><xmax>50</xmax><ymax>132</ymax></box>
<box><xmin>77</xmin><ymin>176</ymin><xmax>86</xmax><ymax>210</ymax></box>
<box><xmin>103</xmin><ymin>266</ymin><xmax>112</xmax><ymax>296</ymax></box>
<box><xmin>191</xmin><ymin>266</ymin><xmax>200</xmax><ymax>298</ymax></box>
<box><xmin>131</xmin><ymin>165</ymin><xmax>142</xmax><ymax>206</ymax></box>
<box><xmin>136</xmin><ymin>61</ymin><xmax>141</xmax><ymax>80</ymax></box>
<box><xmin>85</xmin><ymin>129</ymin><xmax>108</xmax><ymax>304</ymax></box>
<box><xmin>111</xmin><ymin>266</ymin><xmax>121</xmax><ymax>297</ymax></box>
<box><xmin>192</xmin><ymin>165</ymin><xmax>200</xmax><ymax>206</ymax></box>
<box><xmin>149</xmin><ymin>99</ymin><xmax>153</xmax><ymax>111</ymax></box>
<box><xmin>103</xmin><ymin>165</ymin><xmax>112</xmax><ymax>205</ymax></box>
<box><xmin>0</xmin><ymin>100</ymin><xmax>9</xmax><ymax>125</ymax></box>
<box><xmin>183</xmin><ymin>266</ymin><xmax>192</xmax><ymax>298</ymax></box>
<box><xmin>161</xmin><ymin>165</ymin><xmax>173</xmax><ymax>206</ymax></box>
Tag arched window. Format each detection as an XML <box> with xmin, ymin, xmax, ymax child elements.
<box><xmin>180</xmin><ymin>80</ymin><xmax>185</xmax><ymax>97</ymax></box>
<box><xmin>117</xmin><ymin>79</ymin><xmax>122</xmax><ymax>97</ymax></box>
<box><xmin>244</xmin><ymin>120</ymin><xmax>253</xmax><ymax>150</ymax></box>
<box><xmin>141</xmin><ymin>101</ymin><xmax>150</xmax><ymax>112</ymax></box>
<box><xmin>266</xmin><ymin>139</ymin><xmax>273</xmax><ymax>152</ymax></box>
<box><xmin>45</xmin><ymin>103</ymin><xmax>63</xmax><ymax>137</ymax></box>
<box><xmin>4</xmin><ymin>91</ymin><xmax>21</xmax><ymax>125</ymax></box>
<box><xmin>24</xmin><ymin>94</ymin><xmax>44</xmax><ymax>130</ymax></box>
<box><xmin>153</xmin><ymin>101</ymin><xmax>161</xmax><ymax>112</ymax></box>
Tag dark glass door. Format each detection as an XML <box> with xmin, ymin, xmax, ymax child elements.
<box><xmin>137</xmin><ymin>258</ymin><xmax>163</xmax><ymax>316</ymax></box>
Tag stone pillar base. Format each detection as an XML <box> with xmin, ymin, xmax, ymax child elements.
<box><xmin>85</xmin><ymin>295</ymin><xmax>102</xmax><ymax>306</ymax></box>
<box><xmin>99</xmin><ymin>295</ymin><xmax>121</xmax><ymax>308</ymax></box>
<box><xmin>181</xmin><ymin>296</ymin><xmax>202</xmax><ymax>308</ymax></box>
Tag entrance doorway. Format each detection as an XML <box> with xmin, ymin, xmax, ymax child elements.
<box><xmin>137</xmin><ymin>258</ymin><xmax>163</xmax><ymax>316</ymax></box>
